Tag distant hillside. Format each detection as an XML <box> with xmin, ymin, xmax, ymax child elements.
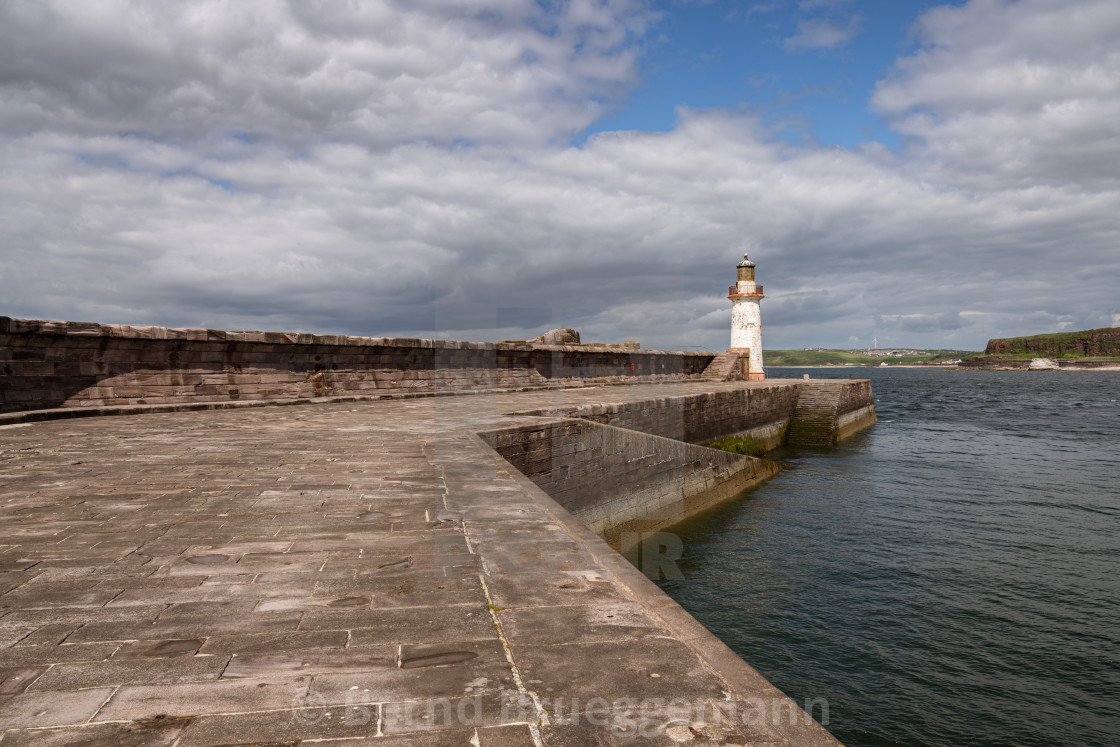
<box><xmin>765</xmin><ymin>349</ymin><xmax>973</xmax><ymax>366</ymax></box>
<box><xmin>984</xmin><ymin>327</ymin><xmax>1120</xmax><ymax>358</ymax></box>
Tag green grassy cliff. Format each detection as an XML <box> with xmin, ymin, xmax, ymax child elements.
<box><xmin>765</xmin><ymin>328</ymin><xmax>1120</xmax><ymax>368</ymax></box>
<box><xmin>983</xmin><ymin>327</ymin><xmax>1120</xmax><ymax>358</ymax></box>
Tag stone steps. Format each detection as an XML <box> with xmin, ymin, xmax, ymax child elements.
<box><xmin>786</xmin><ymin>381</ymin><xmax>847</xmax><ymax>446</ymax></box>
<box><xmin>700</xmin><ymin>352</ymin><xmax>743</xmax><ymax>381</ymax></box>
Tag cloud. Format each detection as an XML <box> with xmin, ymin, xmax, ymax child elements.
<box><xmin>783</xmin><ymin>15</ymin><xmax>861</xmax><ymax>51</ymax></box>
<box><xmin>0</xmin><ymin>0</ymin><xmax>1118</xmax><ymax>354</ymax></box>
<box><xmin>746</xmin><ymin>3</ymin><xmax>780</xmax><ymax>17</ymax></box>
<box><xmin>798</xmin><ymin>0</ymin><xmax>855</xmax><ymax>9</ymax></box>
<box><xmin>872</xmin><ymin>0</ymin><xmax>1120</xmax><ymax>189</ymax></box>
<box><xmin>0</xmin><ymin>0</ymin><xmax>650</xmax><ymax>148</ymax></box>
<box><xmin>876</xmin><ymin>312</ymin><xmax>974</xmax><ymax>335</ymax></box>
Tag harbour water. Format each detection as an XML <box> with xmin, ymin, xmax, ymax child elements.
<box><xmin>657</xmin><ymin>367</ymin><xmax>1119</xmax><ymax>746</ymax></box>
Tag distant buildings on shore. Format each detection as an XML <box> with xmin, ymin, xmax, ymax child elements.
<box><xmin>858</xmin><ymin>348</ymin><xmax>922</xmax><ymax>358</ymax></box>
<box><xmin>796</xmin><ymin>347</ymin><xmax>964</xmax><ymax>365</ymax></box>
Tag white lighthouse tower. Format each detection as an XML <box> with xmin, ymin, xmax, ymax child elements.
<box><xmin>728</xmin><ymin>253</ymin><xmax>765</xmax><ymax>380</ymax></box>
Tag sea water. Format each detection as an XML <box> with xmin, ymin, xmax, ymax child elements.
<box><xmin>656</xmin><ymin>367</ymin><xmax>1119</xmax><ymax>746</ymax></box>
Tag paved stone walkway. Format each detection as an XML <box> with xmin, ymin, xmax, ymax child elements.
<box><xmin>0</xmin><ymin>382</ymin><xmax>838</xmax><ymax>746</ymax></box>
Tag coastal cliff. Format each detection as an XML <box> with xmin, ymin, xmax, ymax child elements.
<box><xmin>958</xmin><ymin>324</ymin><xmax>1120</xmax><ymax>369</ymax></box>
<box><xmin>983</xmin><ymin>326</ymin><xmax>1120</xmax><ymax>357</ymax></box>
<box><xmin>959</xmin><ymin>326</ymin><xmax>1120</xmax><ymax>369</ymax></box>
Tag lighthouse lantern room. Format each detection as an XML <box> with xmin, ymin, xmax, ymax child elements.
<box><xmin>728</xmin><ymin>253</ymin><xmax>765</xmax><ymax>380</ymax></box>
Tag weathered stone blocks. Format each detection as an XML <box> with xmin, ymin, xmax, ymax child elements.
<box><xmin>481</xmin><ymin>418</ymin><xmax>781</xmax><ymax>550</ymax></box>
<box><xmin>0</xmin><ymin>316</ymin><xmax>716</xmax><ymax>412</ymax></box>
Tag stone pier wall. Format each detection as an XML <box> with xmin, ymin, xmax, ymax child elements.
<box><xmin>834</xmin><ymin>380</ymin><xmax>877</xmax><ymax>442</ymax></box>
<box><xmin>487</xmin><ymin>382</ymin><xmax>875</xmax><ymax>545</ymax></box>
<box><xmin>510</xmin><ymin>385</ymin><xmax>801</xmax><ymax>447</ymax></box>
<box><xmin>481</xmin><ymin>419</ymin><xmax>780</xmax><ymax>549</ymax></box>
<box><xmin>836</xmin><ymin>379</ymin><xmax>874</xmax><ymax>415</ymax></box>
<box><xmin>0</xmin><ymin>317</ymin><xmax>714</xmax><ymax>413</ymax></box>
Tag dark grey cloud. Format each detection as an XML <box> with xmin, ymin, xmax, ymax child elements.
<box><xmin>1</xmin><ymin>0</ymin><xmax>1118</xmax><ymax>354</ymax></box>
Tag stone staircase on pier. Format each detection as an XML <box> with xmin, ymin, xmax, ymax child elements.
<box><xmin>786</xmin><ymin>380</ymin><xmax>848</xmax><ymax>446</ymax></box>
<box><xmin>700</xmin><ymin>352</ymin><xmax>745</xmax><ymax>381</ymax></box>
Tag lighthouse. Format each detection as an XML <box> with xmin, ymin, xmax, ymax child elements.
<box><xmin>728</xmin><ymin>253</ymin><xmax>765</xmax><ymax>380</ymax></box>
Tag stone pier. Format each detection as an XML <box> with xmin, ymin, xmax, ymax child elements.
<box><xmin>0</xmin><ymin>378</ymin><xmax>865</xmax><ymax>745</ymax></box>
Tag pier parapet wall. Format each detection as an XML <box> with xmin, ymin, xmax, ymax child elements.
<box><xmin>0</xmin><ymin>317</ymin><xmax>714</xmax><ymax>413</ymax></box>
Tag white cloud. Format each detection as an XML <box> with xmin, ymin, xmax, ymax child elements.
<box><xmin>798</xmin><ymin>0</ymin><xmax>855</xmax><ymax>10</ymax></box>
<box><xmin>873</xmin><ymin>0</ymin><xmax>1120</xmax><ymax>189</ymax></box>
<box><xmin>0</xmin><ymin>0</ymin><xmax>650</xmax><ymax>148</ymax></box>
<box><xmin>744</xmin><ymin>3</ymin><xmax>781</xmax><ymax>18</ymax></box>
<box><xmin>784</xmin><ymin>16</ymin><xmax>861</xmax><ymax>51</ymax></box>
<box><xmin>0</xmin><ymin>0</ymin><xmax>1118</xmax><ymax>353</ymax></box>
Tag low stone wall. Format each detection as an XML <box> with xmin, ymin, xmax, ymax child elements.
<box><xmin>510</xmin><ymin>385</ymin><xmax>800</xmax><ymax>446</ymax></box>
<box><xmin>833</xmin><ymin>380</ymin><xmax>877</xmax><ymax>442</ymax></box>
<box><xmin>481</xmin><ymin>419</ymin><xmax>780</xmax><ymax>550</ymax></box>
<box><xmin>836</xmin><ymin>379</ymin><xmax>873</xmax><ymax>415</ymax></box>
<box><xmin>834</xmin><ymin>405</ymin><xmax>877</xmax><ymax>441</ymax></box>
<box><xmin>0</xmin><ymin>317</ymin><xmax>714</xmax><ymax>413</ymax></box>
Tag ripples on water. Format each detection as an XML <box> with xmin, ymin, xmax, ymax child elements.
<box><xmin>657</xmin><ymin>368</ymin><xmax>1119</xmax><ymax>746</ymax></box>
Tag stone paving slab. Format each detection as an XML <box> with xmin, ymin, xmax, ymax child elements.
<box><xmin>0</xmin><ymin>382</ymin><xmax>841</xmax><ymax>745</ymax></box>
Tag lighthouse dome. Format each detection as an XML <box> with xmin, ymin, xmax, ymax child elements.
<box><xmin>737</xmin><ymin>253</ymin><xmax>755</xmax><ymax>268</ymax></box>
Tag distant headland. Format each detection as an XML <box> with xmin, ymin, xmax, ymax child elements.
<box><xmin>960</xmin><ymin>326</ymin><xmax>1120</xmax><ymax>369</ymax></box>
<box><xmin>767</xmin><ymin>326</ymin><xmax>1120</xmax><ymax>370</ymax></box>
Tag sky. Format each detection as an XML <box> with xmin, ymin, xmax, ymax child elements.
<box><xmin>1</xmin><ymin>0</ymin><xmax>1118</xmax><ymax>353</ymax></box>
